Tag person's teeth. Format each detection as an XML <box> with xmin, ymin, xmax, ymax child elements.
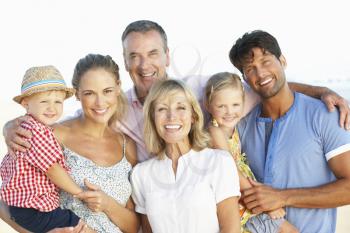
<box><xmin>260</xmin><ymin>78</ymin><xmax>272</xmax><ymax>85</ymax></box>
<box><xmin>142</xmin><ymin>72</ymin><xmax>155</xmax><ymax>77</ymax></box>
<box><xmin>165</xmin><ymin>125</ymin><xmax>181</xmax><ymax>129</ymax></box>
<box><xmin>95</xmin><ymin>109</ymin><xmax>107</xmax><ymax>114</ymax></box>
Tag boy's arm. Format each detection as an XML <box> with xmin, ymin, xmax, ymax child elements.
<box><xmin>46</xmin><ymin>163</ymin><xmax>82</xmax><ymax>195</ymax></box>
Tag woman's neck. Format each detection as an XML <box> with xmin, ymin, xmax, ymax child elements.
<box><xmin>77</xmin><ymin>115</ymin><xmax>109</xmax><ymax>139</ymax></box>
<box><xmin>165</xmin><ymin>140</ymin><xmax>191</xmax><ymax>175</ymax></box>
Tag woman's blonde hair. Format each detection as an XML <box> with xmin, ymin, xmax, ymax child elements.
<box><xmin>143</xmin><ymin>79</ymin><xmax>210</xmax><ymax>157</ymax></box>
<box><xmin>204</xmin><ymin>72</ymin><xmax>244</xmax><ymax>108</ymax></box>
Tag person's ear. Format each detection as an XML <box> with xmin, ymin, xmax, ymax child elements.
<box><xmin>165</xmin><ymin>48</ymin><xmax>170</xmax><ymax>67</ymax></box>
<box><xmin>123</xmin><ymin>53</ymin><xmax>130</xmax><ymax>72</ymax></box>
<box><xmin>20</xmin><ymin>98</ymin><xmax>29</xmax><ymax>110</ymax></box>
<box><xmin>75</xmin><ymin>92</ymin><xmax>80</xmax><ymax>101</ymax></box>
<box><xmin>279</xmin><ymin>54</ymin><xmax>287</xmax><ymax>69</ymax></box>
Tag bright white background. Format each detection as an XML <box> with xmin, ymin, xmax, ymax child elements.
<box><xmin>0</xmin><ymin>0</ymin><xmax>349</xmax><ymax>232</ymax></box>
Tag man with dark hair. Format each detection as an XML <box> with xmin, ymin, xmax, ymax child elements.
<box><xmin>231</xmin><ymin>30</ymin><xmax>350</xmax><ymax>233</ymax></box>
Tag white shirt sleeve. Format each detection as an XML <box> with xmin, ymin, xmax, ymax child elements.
<box><xmin>211</xmin><ymin>150</ymin><xmax>241</xmax><ymax>204</ymax></box>
<box><xmin>130</xmin><ymin>165</ymin><xmax>147</xmax><ymax>214</ymax></box>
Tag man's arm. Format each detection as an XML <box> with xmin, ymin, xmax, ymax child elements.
<box><xmin>242</xmin><ymin>151</ymin><xmax>350</xmax><ymax>214</ymax></box>
<box><xmin>289</xmin><ymin>82</ymin><xmax>350</xmax><ymax>130</ymax></box>
<box><xmin>243</xmin><ymin>82</ymin><xmax>350</xmax><ymax>130</ymax></box>
<box><xmin>3</xmin><ymin>116</ymin><xmax>32</xmax><ymax>153</ymax></box>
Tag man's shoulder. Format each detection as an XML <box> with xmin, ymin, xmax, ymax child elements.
<box><xmin>295</xmin><ymin>92</ymin><xmax>331</xmax><ymax>115</ymax></box>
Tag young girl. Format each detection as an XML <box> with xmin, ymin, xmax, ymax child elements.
<box><xmin>204</xmin><ymin>72</ymin><xmax>298</xmax><ymax>233</ymax></box>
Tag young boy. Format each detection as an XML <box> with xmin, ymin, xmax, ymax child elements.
<box><xmin>0</xmin><ymin>66</ymin><xmax>84</xmax><ymax>232</ymax></box>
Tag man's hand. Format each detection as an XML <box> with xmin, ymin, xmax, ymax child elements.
<box><xmin>242</xmin><ymin>178</ymin><xmax>287</xmax><ymax>215</ymax></box>
<box><xmin>3</xmin><ymin>116</ymin><xmax>32</xmax><ymax>153</ymax></box>
<box><xmin>321</xmin><ymin>89</ymin><xmax>350</xmax><ymax>130</ymax></box>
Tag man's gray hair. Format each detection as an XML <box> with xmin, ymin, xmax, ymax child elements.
<box><xmin>121</xmin><ymin>20</ymin><xmax>168</xmax><ymax>51</ymax></box>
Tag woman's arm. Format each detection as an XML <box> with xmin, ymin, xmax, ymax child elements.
<box><xmin>140</xmin><ymin>214</ymin><xmax>152</xmax><ymax>233</ymax></box>
<box><xmin>124</xmin><ymin>135</ymin><xmax>138</xmax><ymax>167</ymax></box>
<box><xmin>217</xmin><ymin>196</ymin><xmax>240</xmax><ymax>233</ymax></box>
<box><xmin>76</xmin><ymin>180</ymin><xmax>140</xmax><ymax>233</ymax></box>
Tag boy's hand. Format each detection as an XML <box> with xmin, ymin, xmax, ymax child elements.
<box><xmin>3</xmin><ymin>116</ymin><xmax>32</xmax><ymax>153</ymax></box>
<box><xmin>47</xmin><ymin>220</ymin><xmax>88</xmax><ymax>233</ymax></box>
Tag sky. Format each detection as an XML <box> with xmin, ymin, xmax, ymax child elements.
<box><xmin>0</xmin><ymin>0</ymin><xmax>349</xmax><ymax>127</ymax></box>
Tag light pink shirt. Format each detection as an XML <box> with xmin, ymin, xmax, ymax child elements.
<box><xmin>115</xmin><ymin>75</ymin><xmax>259</xmax><ymax>162</ymax></box>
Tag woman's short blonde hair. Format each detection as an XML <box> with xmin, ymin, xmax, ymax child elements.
<box><xmin>143</xmin><ymin>79</ymin><xmax>210</xmax><ymax>157</ymax></box>
<box><xmin>204</xmin><ymin>72</ymin><xmax>244</xmax><ymax>108</ymax></box>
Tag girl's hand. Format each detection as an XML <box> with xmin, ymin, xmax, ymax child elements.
<box><xmin>75</xmin><ymin>179</ymin><xmax>111</xmax><ymax>213</ymax></box>
<box><xmin>267</xmin><ymin>208</ymin><xmax>285</xmax><ymax>219</ymax></box>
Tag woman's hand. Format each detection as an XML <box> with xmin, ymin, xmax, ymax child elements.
<box><xmin>75</xmin><ymin>179</ymin><xmax>111</xmax><ymax>213</ymax></box>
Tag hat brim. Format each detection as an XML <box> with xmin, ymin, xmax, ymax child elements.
<box><xmin>13</xmin><ymin>87</ymin><xmax>75</xmax><ymax>104</ymax></box>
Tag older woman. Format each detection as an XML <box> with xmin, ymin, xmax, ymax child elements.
<box><xmin>1</xmin><ymin>54</ymin><xmax>140</xmax><ymax>233</ymax></box>
<box><xmin>131</xmin><ymin>79</ymin><xmax>241</xmax><ymax>233</ymax></box>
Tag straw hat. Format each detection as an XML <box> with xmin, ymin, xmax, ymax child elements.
<box><xmin>13</xmin><ymin>65</ymin><xmax>75</xmax><ymax>104</ymax></box>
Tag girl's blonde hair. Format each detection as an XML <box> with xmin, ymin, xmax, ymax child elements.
<box><xmin>143</xmin><ymin>79</ymin><xmax>210</xmax><ymax>157</ymax></box>
<box><xmin>204</xmin><ymin>72</ymin><xmax>244</xmax><ymax>108</ymax></box>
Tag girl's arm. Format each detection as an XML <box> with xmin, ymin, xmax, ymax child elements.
<box><xmin>208</xmin><ymin>126</ymin><xmax>252</xmax><ymax>190</ymax></box>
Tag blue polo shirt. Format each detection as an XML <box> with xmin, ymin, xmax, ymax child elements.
<box><xmin>238</xmin><ymin>92</ymin><xmax>350</xmax><ymax>233</ymax></box>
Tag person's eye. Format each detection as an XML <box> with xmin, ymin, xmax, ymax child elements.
<box><xmin>40</xmin><ymin>100</ymin><xmax>48</xmax><ymax>103</ymax></box>
<box><xmin>263</xmin><ymin>60</ymin><xmax>271</xmax><ymax>66</ymax></box>
<box><xmin>84</xmin><ymin>92</ymin><xmax>92</xmax><ymax>96</ymax></box>
<box><xmin>150</xmin><ymin>51</ymin><xmax>158</xmax><ymax>57</ymax></box>
<box><xmin>55</xmin><ymin>101</ymin><xmax>63</xmax><ymax>104</ymax></box>
<box><xmin>104</xmin><ymin>89</ymin><xmax>113</xmax><ymax>94</ymax></box>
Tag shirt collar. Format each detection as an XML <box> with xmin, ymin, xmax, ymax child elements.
<box><xmin>129</xmin><ymin>86</ymin><xmax>143</xmax><ymax>109</ymax></box>
<box><xmin>25</xmin><ymin>113</ymin><xmax>53</xmax><ymax>131</ymax></box>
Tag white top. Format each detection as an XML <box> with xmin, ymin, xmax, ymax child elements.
<box><xmin>131</xmin><ymin>148</ymin><xmax>240</xmax><ymax>233</ymax></box>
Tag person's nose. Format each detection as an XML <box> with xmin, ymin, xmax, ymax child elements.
<box><xmin>46</xmin><ymin>102</ymin><xmax>55</xmax><ymax>112</ymax></box>
<box><xmin>256</xmin><ymin>65</ymin><xmax>268</xmax><ymax>79</ymax></box>
<box><xmin>167</xmin><ymin>109</ymin><xmax>176</xmax><ymax>120</ymax></box>
<box><xmin>139</xmin><ymin>57</ymin><xmax>151</xmax><ymax>70</ymax></box>
<box><xmin>95</xmin><ymin>94</ymin><xmax>105</xmax><ymax>107</ymax></box>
